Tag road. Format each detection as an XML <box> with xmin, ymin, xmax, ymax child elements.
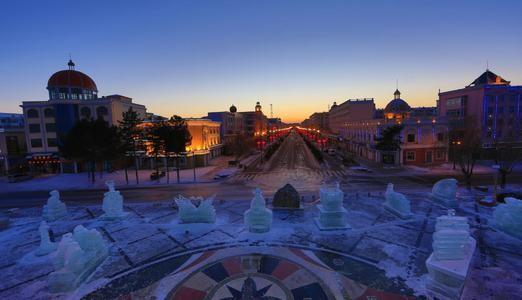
<box><xmin>264</xmin><ymin>131</ymin><xmax>320</xmax><ymax>171</ymax></box>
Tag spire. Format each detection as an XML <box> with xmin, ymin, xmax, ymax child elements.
<box><xmin>67</xmin><ymin>57</ymin><xmax>75</xmax><ymax>70</ymax></box>
<box><xmin>394</xmin><ymin>89</ymin><xmax>401</xmax><ymax>99</ymax></box>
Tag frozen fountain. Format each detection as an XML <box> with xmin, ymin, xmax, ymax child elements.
<box><xmin>315</xmin><ymin>182</ymin><xmax>350</xmax><ymax>230</ymax></box>
<box><xmin>425</xmin><ymin>209</ymin><xmax>476</xmax><ymax>299</ymax></box>
<box><xmin>244</xmin><ymin>188</ymin><xmax>273</xmax><ymax>233</ymax></box>
<box><xmin>175</xmin><ymin>195</ymin><xmax>216</xmax><ymax>224</ymax></box>
<box><xmin>429</xmin><ymin>178</ymin><xmax>458</xmax><ymax>208</ymax></box>
<box><xmin>48</xmin><ymin>225</ymin><xmax>108</xmax><ymax>293</ymax></box>
<box><xmin>42</xmin><ymin>190</ymin><xmax>67</xmax><ymax>221</ymax></box>
<box><xmin>383</xmin><ymin>183</ymin><xmax>412</xmax><ymax>219</ymax></box>
<box><xmin>35</xmin><ymin>221</ymin><xmax>57</xmax><ymax>256</ymax></box>
<box><xmin>493</xmin><ymin>197</ymin><xmax>522</xmax><ymax>240</ymax></box>
<box><xmin>100</xmin><ymin>180</ymin><xmax>127</xmax><ymax>220</ymax></box>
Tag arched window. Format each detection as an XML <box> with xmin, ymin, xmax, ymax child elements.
<box><xmin>44</xmin><ymin>108</ymin><xmax>55</xmax><ymax>118</ymax></box>
<box><xmin>96</xmin><ymin>106</ymin><xmax>108</xmax><ymax>117</ymax></box>
<box><xmin>80</xmin><ymin>107</ymin><xmax>91</xmax><ymax>118</ymax></box>
<box><xmin>27</xmin><ymin>109</ymin><xmax>39</xmax><ymax>118</ymax></box>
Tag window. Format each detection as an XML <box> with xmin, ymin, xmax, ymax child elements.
<box><xmin>29</xmin><ymin>124</ymin><xmax>41</xmax><ymax>133</ymax></box>
<box><xmin>436</xmin><ymin>150</ymin><xmax>444</xmax><ymax>159</ymax></box>
<box><xmin>437</xmin><ymin>132</ymin><xmax>444</xmax><ymax>142</ymax></box>
<box><xmin>27</xmin><ymin>109</ymin><xmax>39</xmax><ymax>118</ymax></box>
<box><xmin>30</xmin><ymin>139</ymin><xmax>43</xmax><ymax>148</ymax></box>
<box><xmin>45</xmin><ymin>123</ymin><xmax>56</xmax><ymax>132</ymax></box>
<box><xmin>407</xmin><ymin>133</ymin><xmax>416</xmax><ymax>143</ymax></box>
<box><xmin>406</xmin><ymin>151</ymin><xmax>416</xmax><ymax>161</ymax></box>
<box><xmin>47</xmin><ymin>138</ymin><xmax>57</xmax><ymax>147</ymax></box>
<box><xmin>96</xmin><ymin>106</ymin><xmax>108</xmax><ymax>116</ymax></box>
<box><xmin>44</xmin><ymin>108</ymin><xmax>55</xmax><ymax>118</ymax></box>
<box><xmin>80</xmin><ymin>107</ymin><xmax>91</xmax><ymax>118</ymax></box>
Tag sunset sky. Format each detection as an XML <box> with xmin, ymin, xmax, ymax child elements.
<box><xmin>1</xmin><ymin>0</ymin><xmax>521</xmax><ymax>123</ymax></box>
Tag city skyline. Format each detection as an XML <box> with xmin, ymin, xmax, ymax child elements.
<box><xmin>1</xmin><ymin>1</ymin><xmax>522</xmax><ymax>123</ymax></box>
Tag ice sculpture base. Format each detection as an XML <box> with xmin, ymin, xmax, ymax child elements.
<box><xmin>426</xmin><ymin>237</ymin><xmax>476</xmax><ymax>300</ymax></box>
<box><xmin>429</xmin><ymin>193</ymin><xmax>457</xmax><ymax>208</ymax></box>
<box><xmin>48</xmin><ymin>251</ymin><xmax>107</xmax><ymax>293</ymax></box>
<box><xmin>383</xmin><ymin>202</ymin><xmax>413</xmax><ymax>219</ymax></box>
<box><xmin>315</xmin><ymin>205</ymin><xmax>350</xmax><ymax>231</ymax></box>
<box><xmin>99</xmin><ymin>212</ymin><xmax>129</xmax><ymax>221</ymax></box>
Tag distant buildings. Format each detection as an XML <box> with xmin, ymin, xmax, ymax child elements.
<box><xmin>438</xmin><ymin>70</ymin><xmax>522</xmax><ymax>148</ymax></box>
<box><xmin>302</xmin><ymin>112</ymin><xmax>329</xmax><ymax>132</ymax></box>
<box><xmin>328</xmin><ymin>98</ymin><xmax>375</xmax><ymax>135</ymax></box>
<box><xmin>334</xmin><ymin>90</ymin><xmax>448</xmax><ymax>166</ymax></box>
<box><xmin>185</xmin><ymin>118</ymin><xmax>222</xmax><ymax>164</ymax></box>
<box><xmin>20</xmin><ymin>60</ymin><xmax>147</xmax><ymax>172</ymax></box>
<box><xmin>0</xmin><ymin>113</ymin><xmax>26</xmax><ymax>174</ymax></box>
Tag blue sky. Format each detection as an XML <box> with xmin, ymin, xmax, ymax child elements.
<box><xmin>1</xmin><ymin>0</ymin><xmax>521</xmax><ymax>122</ymax></box>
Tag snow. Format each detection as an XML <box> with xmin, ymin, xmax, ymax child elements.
<box><xmin>0</xmin><ymin>184</ymin><xmax>521</xmax><ymax>299</ymax></box>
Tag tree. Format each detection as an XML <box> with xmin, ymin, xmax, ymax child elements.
<box><xmin>167</xmin><ymin>116</ymin><xmax>192</xmax><ymax>184</ymax></box>
<box><xmin>60</xmin><ymin>118</ymin><xmax>121</xmax><ymax>183</ymax></box>
<box><xmin>493</xmin><ymin>138</ymin><xmax>521</xmax><ymax>188</ymax></box>
<box><xmin>375</xmin><ymin>125</ymin><xmax>404</xmax><ymax>151</ymax></box>
<box><xmin>456</xmin><ymin>117</ymin><xmax>481</xmax><ymax>189</ymax></box>
<box><xmin>118</xmin><ymin>108</ymin><xmax>143</xmax><ymax>184</ymax></box>
<box><xmin>147</xmin><ymin>121</ymin><xmax>165</xmax><ymax>182</ymax></box>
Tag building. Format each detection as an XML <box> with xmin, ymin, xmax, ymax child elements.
<box><xmin>185</xmin><ymin>118</ymin><xmax>223</xmax><ymax>163</ymax></box>
<box><xmin>328</xmin><ymin>98</ymin><xmax>375</xmax><ymax>135</ymax></box>
<box><xmin>0</xmin><ymin>113</ymin><xmax>27</xmax><ymax>174</ymax></box>
<box><xmin>438</xmin><ymin>69</ymin><xmax>522</xmax><ymax>148</ymax></box>
<box><xmin>20</xmin><ymin>60</ymin><xmax>147</xmax><ymax>172</ymax></box>
<box><xmin>302</xmin><ymin>112</ymin><xmax>329</xmax><ymax>132</ymax></box>
<box><xmin>343</xmin><ymin>90</ymin><xmax>448</xmax><ymax>166</ymax></box>
<box><xmin>206</xmin><ymin>105</ymin><xmax>245</xmax><ymax>146</ymax></box>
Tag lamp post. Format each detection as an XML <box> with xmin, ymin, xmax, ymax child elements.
<box><xmin>193</xmin><ymin>150</ymin><xmax>196</xmax><ymax>182</ymax></box>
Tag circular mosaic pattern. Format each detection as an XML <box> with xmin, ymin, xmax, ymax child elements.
<box><xmin>169</xmin><ymin>254</ymin><xmax>332</xmax><ymax>300</ymax></box>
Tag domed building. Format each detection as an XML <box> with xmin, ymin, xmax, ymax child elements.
<box><xmin>47</xmin><ymin>60</ymin><xmax>98</xmax><ymax>100</ymax></box>
<box><xmin>20</xmin><ymin>60</ymin><xmax>146</xmax><ymax>173</ymax></box>
<box><xmin>384</xmin><ymin>89</ymin><xmax>411</xmax><ymax>120</ymax></box>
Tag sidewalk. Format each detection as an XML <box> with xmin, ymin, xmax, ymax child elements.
<box><xmin>0</xmin><ymin>156</ymin><xmax>239</xmax><ymax>193</ymax></box>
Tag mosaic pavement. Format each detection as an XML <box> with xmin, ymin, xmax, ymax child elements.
<box><xmin>1</xmin><ymin>188</ymin><xmax>521</xmax><ymax>299</ymax></box>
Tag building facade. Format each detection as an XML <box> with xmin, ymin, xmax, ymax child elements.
<box><xmin>20</xmin><ymin>60</ymin><xmax>147</xmax><ymax>172</ymax></box>
<box><xmin>0</xmin><ymin>114</ymin><xmax>27</xmax><ymax>174</ymax></box>
<box><xmin>438</xmin><ymin>70</ymin><xmax>522</xmax><ymax>148</ymax></box>
<box><xmin>343</xmin><ymin>90</ymin><xmax>448</xmax><ymax>166</ymax></box>
<box><xmin>328</xmin><ymin>98</ymin><xmax>375</xmax><ymax>135</ymax></box>
<box><xmin>303</xmin><ymin>112</ymin><xmax>329</xmax><ymax>132</ymax></box>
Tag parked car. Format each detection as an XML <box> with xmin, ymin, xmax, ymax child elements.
<box><xmin>7</xmin><ymin>173</ymin><xmax>33</xmax><ymax>183</ymax></box>
<box><xmin>150</xmin><ymin>171</ymin><xmax>166</xmax><ymax>180</ymax></box>
<box><xmin>327</xmin><ymin>148</ymin><xmax>336</xmax><ymax>155</ymax></box>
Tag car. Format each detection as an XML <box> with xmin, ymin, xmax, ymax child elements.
<box><xmin>150</xmin><ymin>171</ymin><xmax>166</xmax><ymax>180</ymax></box>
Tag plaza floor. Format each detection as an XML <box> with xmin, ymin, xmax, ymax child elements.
<box><xmin>0</xmin><ymin>187</ymin><xmax>521</xmax><ymax>299</ymax></box>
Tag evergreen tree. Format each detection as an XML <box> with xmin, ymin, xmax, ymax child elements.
<box><xmin>118</xmin><ymin>108</ymin><xmax>143</xmax><ymax>184</ymax></box>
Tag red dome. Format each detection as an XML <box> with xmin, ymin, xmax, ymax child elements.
<box><xmin>47</xmin><ymin>69</ymin><xmax>98</xmax><ymax>92</ymax></box>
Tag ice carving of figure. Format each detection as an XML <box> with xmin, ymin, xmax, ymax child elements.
<box><xmin>315</xmin><ymin>182</ymin><xmax>349</xmax><ymax>230</ymax></box>
<box><xmin>35</xmin><ymin>221</ymin><xmax>57</xmax><ymax>256</ymax></box>
<box><xmin>49</xmin><ymin>226</ymin><xmax>108</xmax><ymax>293</ymax></box>
<box><xmin>430</xmin><ymin>178</ymin><xmax>458</xmax><ymax>207</ymax></box>
<box><xmin>101</xmin><ymin>180</ymin><xmax>126</xmax><ymax>219</ymax></box>
<box><xmin>175</xmin><ymin>195</ymin><xmax>216</xmax><ymax>224</ymax></box>
<box><xmin>383</xmin><ymin>183</ymin><xmax>412</xmax><ymax>219</ymax></box>
<box><xmin>245</xmin><ymin>188</ymin><xmax>273</xmax><ymax>233</ymax></box>
<box><xmin>42</xmin><ymin>190</ymin><xmax>67</xmax><ymax>221</ymax></box>
<box><xmin>432</xmin><ymin>209</ymin><xmax>471</xmax><ymax>260</ymax></box>
<box><xmin>493</xmin><ymin>197</ymin><xmax>522</xmax><ymax>240</ymax></box>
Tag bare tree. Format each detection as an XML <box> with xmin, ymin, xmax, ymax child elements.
<box><xmin>456</xmin><ymin>117</ymin><xmax>482</xmax><ymax>189</ymax></box>
<box><xmin>493</xmin><ymin>138</ymin><xmax>521</xmax><ymax>188</ymax></box>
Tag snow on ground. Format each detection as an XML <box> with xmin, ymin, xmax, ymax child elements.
<box><xmin>0</xmin><ymin>185</ymin><xmax>521</xmax><ymax>299</ymax></box>
<box><xmin>0</xmin><ymin>157</ymin><xmax>238</xmax><ymax>192</ymax></box>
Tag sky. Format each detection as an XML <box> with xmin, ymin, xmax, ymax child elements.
<box><xmin>1</xmin><ymin>1</ymin><xmax>521</xmax><ymax>123</ymax></box>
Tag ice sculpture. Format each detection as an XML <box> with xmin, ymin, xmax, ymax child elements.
<box><xmin>48</xmin><ymin>225</ymin><xmax>108</xmax><ymax>293</ymax></box>
<box><xmin>425</xmin><ymin>209</ymin><xmax>476</xmax><ymax>299</ymax></box>
<box><xmin>429</xmin><ymin>178</ymin><xmax>458</xmax><ymax>208</ymax></box>
<box><xmin>42</xmin><ymin>190</ymin><xmax>67</xmax><ymax>221</ymax></box>
<box><xmin>383</xmin><ymin>183</ymin><xmax>412</xmax><ymax>219</ymax></box>
<box><xmin>175</xmin><ymin>195</ymin><xmax>216</xmax><ymax>224</ymax></box>
<box><xmin>35</xmin><ymin>221</ymin><xmax>57</xmax><ymax>256</ymax></box>
<box><xmin>100</xmin><ymin>180</ymin><xmax>127</xmax><ymax>220</ymax></box>
<box><xmin>315</xmin><ymin>182</ymin><xmax>350</xmax><ymax>230</ymax></box>
<box><xmin>493</xmin><ymin>197</ymin><xmax>522</xmax><ymax>240</ymax></box>
<box><xmin>244</xmin><ymin>188</ymin><xmax>273</xmax><ymax>233</ymax></box>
